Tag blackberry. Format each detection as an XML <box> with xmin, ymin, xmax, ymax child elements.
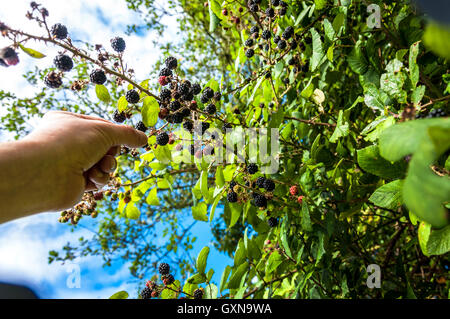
<box><xmin>288</xmin><ymin>58</ymin><xmax>296</xmax><ymax>65</ymax></box>
<box><xmin>90</xmin><ymin>69</ymin><xmax>107</xmax><ymax>85</ymax></box>
<box><xmin>262</xmin><ymin>30</ymin><xmax>271</xmax><ymax>40</ymax></box>
<box><xmin>165</xmin><ymin>56</ymin><xmax>178</xmax><ymax>70</ymax></box>
<box><xmin>245</xmin><ymin>49</ymin><xmax>255</xmax><ymax>58</ymax></box>
<box><xmin>246</xmin><ymin>180</ymin><xmax>255</xmax><ymax>188</ymax></box>
<box><xmin>183</xmin><ymin>120</ymin><xmax>193</xmax><ymax>131</ymax></box>
<box><xmin>159</xmin><ymin>67</ymin><xmax>172</xmax><ymax>77</ymax></box>
<box><xmin>172</xmin><ymin>91</ymin><xmax>181</xmax><ymax>100</ymax></box>
<box><xmin>163</xmin><ymin>274</ymin><xmax>175</xmax><ymax>285</ymax></box>
<box><xmin>126</xmin><ymin>89</ymin><xmax>140</xmax><ymax>104</ymax></box>
<box><xmin>279</xmin><ymin>7</ymin><xmax>287</xmax><ymax>15</ymax></box>
<box><xmin>272</xmin><ymin>0</ymin><xmax>280</xmax><ymax>5</ymax></box>
<box><xmin>283</xmin><ymin>78</ymin><xmax>290</xmax><ymax>85</ymax></box>
<box><xmin>193</xmin><ymin>289</ymin><xmax>204</xmax><ymax>300</ymax></box>
<box><xmin>192</xmin><ymin>83</ymin><xmax>202</xmax><ymax>95</ymax></box>
<box><xmin>222</xmin><ymin>122</ymin><xmax>232</xmax><ymax>132</ymax></box>
<box><xmin>213</xmin><ymin>91</ymin><xmax>221</xmax><ymax>101</ymax></box>
<box><xmin>227</xmin><ymin>191</ymin><xmax>238</xmax><ymax>203</ymax></box>
<box><xmin>195</xmin><ymin>121</ymin><xmax>210</xmax><ymax>135</ymax></box>
<box><xmin>181</xmin><ymin>91</ymin><xmax>194</xmax><ymax>102</ymax></box>
<box><xmin>135</xmin><ymin>121</ymin><xmax>147</xmax><ymax>132</ymax></box>
<box><xmin>254</xmin><ymin>193</ymin><xmax>267</xmax><ymax>207</ymax></box>
<box><xmin>159</xmin><ymin>76</ymin><xmax>169</xmax><ymax>86</ymax></box>
<box><xmin>156</xmin><ymin>132</ymin><xmax>170</xmax><ymax>146</ymax></box>
<box><xmin>206</xmin><ymin>104</ymin><xmax>216</xmax><ymax>114</ymax></box>
<box><xmin>277</xmin><ymin>40</ymin><xmax>287</xmax><ymax>50</ymax></box>
<box><xmin>290</xmin><ymin>40</ymin><xmax>298</xmax><ymax>49</ymax></box>
<box><xmin>282</xmin><ymin>26</ymin><xmax>294</xmax><ymax>39</ymax></box>
<box><xmin>229</xmin><ymin>181</ymin><xmax>237</xmax><ymax>190</ymax></box>
<box><xmin>202</xmin><ymin>87</ymin><xmax>215</xmax><ymax>99</ymax></box>
<box><xmin>44</xmin><ymin>71</ymin><xmax>62</xmax><ymax>88</ymax></box>
<box><xmin>182</xmin><ymin>107</ymin><xmax>191</xmax><ymax>117</ymax></box>
<box><xmin>245</xmin><ymin>38</ymin><xmax>254</xmax><ymax>47</ymax></box>
<box><xmin>201</xmin><ymin>95</ymin><xmax>210</xmax><ymax>104</ymax></box>
<box><xmin>158</xmin><ymin>262</ymin><xmax>170</xmax><ymax>275</ymax></box>
<box><xmin>273</xmin><ymin>35</ymin><xmax>281</xmax><ymax>44</ymax></box>
<box><xmin>256</xmin><ymin>176</ymin><xmax>266</xmax><ymax>188</ymax></box>
<box><xmin>263</xmin><ymin>179</ymin><xmax>275</xmax><ymax>191</ymax></box>
<box><xmin>264</xmin><ymin>44</ymin><xmax>270</xmax><ymax>51</ymax></box>
<box><xmin>427</xmin><ymin>108</ymin><xmax>446</xmax><ymax>118</ymax></box>
<box><xmin>159</xmin><ymin>88</ymin><xmax>172</xmax><ymax>101</ymax></box>
<box><xmin>50</xmin><ymin>23</ymin><xmax>68</xmax><ymax>39</ymax></box>
<box><xmin>267</xmin><ymin>217</ymin><xmax>278</xmax><ymax>227</ymax></box>
<box><xmin>113</xmin><ymin>110</ymin><xmax>126</xmax><ymax>123</ymax></box>
<box><xmin>247</xmin><ymin>163</ymin><xmax>258</xmax><ymax>174</ymax></box>
<box><xmin>250</xmin><ymin>26</ymin><xmax>259</xmax><ymax>34</ymax></box>
<box><xmin>159</xmin><ymin>107</ymin><xmax>169</xmax><ymax>119</ymax></box>
<box><xmin>53</xmin><ymin>54</ymin><xmax>73</xmax><ymax>72</ymax></box>
<box><xmin>178</xmin><ymin>81</ymin><xmax>191</xmax><ymax>95</ymax></box>
<box><xmin>280</xmin><ymin>0</ymin><xmax>287</xmax><ymax>7</ymax></box>
<box><xmin>110</xmin><ymin>37</ymin><xmax>126</xmax><ymax>52</ymax></box>
<box><xmin>140</xmin><ymin>286</ymin><xmax>152</xmax><ymax>299</ymax></box>
<box><xmin>169</xmin><ymin>100</ymin><xmax>182</xmax><ymax>112</ymax></box>
<box><xmin>249</xmin><ymin>4</ymin><xmax>258</xmax><ymax>12</ymax></box>
<box><xmin>265</xmin><ymin>7</ymin><xmax>275</xmax><ymax>18</ymax></box>
<box><xmin>172</xmin><ymin>112</ymin><xmax>184</xmax><ymax>123</ymax></box>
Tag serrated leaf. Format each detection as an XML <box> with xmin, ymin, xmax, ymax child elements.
<box><xmin>427</xmin><ymin>224</ymin><xmax>450</xmax><ymax>255</ymax></box>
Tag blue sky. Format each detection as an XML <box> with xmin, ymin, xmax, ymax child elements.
<box><xmin>0</xmin><ymin>0</ymin><xmax>232</xmax><ymax>298</ymax></box>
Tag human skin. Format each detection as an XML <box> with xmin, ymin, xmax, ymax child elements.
<box><xmin>0</xmin><ymin>111</ymin><xmax>148</xmax><ymax>223</ymax></box>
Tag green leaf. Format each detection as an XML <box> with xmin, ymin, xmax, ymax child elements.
<box><xmin>369</xmin><ymin>180</ymin><xmax>403</xmax><ymax>210</ymax></box>
<box><xmin>109</xmin><ymin>291</ymin><xmax>129</xmax><ymax>299</ymax></box>
<box><xmin>301</xmin><ymin>202</ymin><xmax>313</xmax><ymax>232</ymax></box>
<box><xmin>219</xmin><ymin>265</ymin><xmax>232</xmax><ymax>293</ymax></box>
<box><xmin>310</xmin><ymin>28</ymin><xmax>324</xmax><ymax>71</ymax></box>
<box><xmin>187</xmin><ymin>273</ymin><xmax>207</xmax><ymax>284</ymax></box>
<box><xmin>215</xmin><ymin>166</ymin><xmax>225</xmax><ymax>188</ymax></box>
<box><xmin>18</xmin><ymin>44</ymin><xmax>46</xmax><ymax>58</ymax></box>
<box><xmin>154</xmin><ymin>145</ymin><xmax>172</xmax><ymax>164</ymax></box>
<box><xmin>125</xmin><ymin>203</ymin><xmax>140</xmax><ymax>219</ymax></box>
<box><xmin>227</xmin><ymin>262</ymin><xmax>248</xmax><ymax>289</ymax></box>
<box><xmin>192</xmin><ymin>202</ymin><xmax>208</xmax><ymax>222</ymax></box>
<box><xmin>208</xmin><ymin>0</ymin><xmax>221</xmax><ymax>32</ymax></box>
<box><xmin>266</xmin><ymin>250</ymin><xmax>283</xmax><ymax>274</ymax></box>
<box><xmin>95</xmin><ymin>85</ymin><xmax>111</xmax><ymax>103</ymax></box>
<box><xmin>205</xmin><ymin>284</ymin><xmax>218</xmax><ymax>299</ymax></box>
<box><xmin>418</xmin><ymin>222</ymin><xmax>431</xmax><ymax>256</ymax></box>
<box><xmin>427</xmin><ymin>224</ymin><xmax>450</xmax><ymax>255</ymax></box>
<box><xmin>280</xmin><ymin>218</ymin><xmax>292</xmax><ymax>258</ymax></box>
<box><xmin>357</xmin><ymin>145</ymin><xmax>406</xmax><ymax>179</ymax></box>
<box><xmin>348</xmin><ymin>41</ymin><xmax>368</xmax><ymax>74</ymax></box>
<box><xmin>423</xmin><ymin>22</ymin><xmax>450</xmax><ymax>61</ymax></box>
<box><xmin>329</xmin><ymin>110</ymin><xmax>349</xmax><ymax>143</ymax></box>
<box><xmin>200</xmin><ymin>170</ymin><xmax>209</xmax><ymax>201</ymax></box>
<box><xmin>196</xmin><ymin>246</ymin><xmax>210</xmax><ymax>274</ymax></box>
<box><xmin>408</xmin><ymin>41</ymin><xmax>420</xmax><ymax>88</ymax></box>
<box><xmin>141</xmin><ymin>96</ymin><xmax>159</xmax><ymax>127</ymax></box>
<box><xmin>161</xmin><ymin>280</ymin><xmax>180</xmax><ymax>299</ymax></box>
<box><xmin>117</xmin><ymin>95</ymin><xmax>128</xmax><ymax>112</ymax></box>
<box><xmin>228</xmin><ymin>202</ymin><xmax>242</xmax><ymax>228</ymax></box>
<box><xmin>146</xmin><ymin>187</ymin><xmax>160</xmax><ymax>206</ymax></box>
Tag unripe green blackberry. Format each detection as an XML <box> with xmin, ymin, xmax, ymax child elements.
<box><xmin>135</xmin><ymin>121</ymin><xmax>147</xmax><ymax>132</ymax></box>
<box><xmin>126</xmin><ymin>89</ymin><xmax>140</xmax><ymax>104</ymax></box>
<box><xmin>193</xmin><ymin>288</ymin><xmax>204</xmax><ymax>299</ymax></box>
<box><xmin>158</xmin><ymin>262</ymin><xmax>170</xmax><ymax>275</ymax></box>
<box><xmin>44</xmin><ymin>71</ymin><xmax>62</xmax><ymax>88</ymax></box>
<box><xmin>206</xmin><ymin>104</ymin><xmax>216</xmax><ymax>114</ymax></box>
<box><xmin>140</xmin><ymin>286</ymin><xmax>152</xmax><ymax>299</ymax></box>
<box><xmin>110</xmin><ymin>37</ymin><xmax>126</xmax><ymax>52</ymax></box>
<box><xmin>256</xmin><ymin>176</ymin><xmax>266</xmax><ymax>188</ymax></box>
<box><xmin>54</xmin><ymin>54</ymin><xmax>73</xmax><ymax>72</ymax></box>
<box><xmin>263</xmin><ymin>179</ymin><xmax>275</xmax><ymax>191</ymax></box>
<box><xmin>245</xmin><ymin>48</ymin><xmax>255</xmax><ymax>58</ymax></box>
<box><xmin>50</xmin><ymin>23</ymin><xmax>68</xmax><ymax>39</ymax></box>
<box><xmin>156</xmin><ymin>132</ymin><xmax>169</xmax><ymax>146</ymax></box>
<box><xmin>90</xmin><ymin>69</ymin><xmax>107</xmax><ymax>85</ymax></box>
<box><xmin>227</xmin><ymin>191</ymin><xmax>238</xmax><ymax>203</ymax></box>
<box><xmin>267</xmin><ymin>217</ymin><xmax>278</xmax><ymax>227</ymax></box>
<box><xmin>254</xmin><ymin>193</ymin><xmax>267</xmax><ymax>207</ymax></box>
<box><xmin>165</xmin><ymin>56</ymin><xmax>178</xmax><ymax>70</ymax></box>
<box><xmin>247</xmin><ymin>163</ymin><xmax>258</xmax><ymax>174</ymax></box>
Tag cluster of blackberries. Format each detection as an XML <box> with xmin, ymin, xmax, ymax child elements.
<box><xmin>158</xmin><ymin>263</ymin><xmax>175</xmax><ymax>286</ymax></box>
<box><xmin>416</xmin><ymin>108</ymin><xmax>447</xmax><ymax>119</ymax></box>
<box><xmin>267</xmin><ymin>217</ymin><xmax>278</xmax><ymax>227</ymax></box>
<box><xmin>255</xmin><ymin>176</ymin><xmax>275</xmax><ymax>192</ymax></box>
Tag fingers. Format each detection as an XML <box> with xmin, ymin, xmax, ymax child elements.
<box><xmin>100</xmin><ymin>122</ymin><xmax>148</xmax><ymax>148</ymax></box>
<box><xmin>98</xmin><ymin>155</ymin><xmax>117</xmax><ymax>173</ymax></box>
<box><xmin>44</xmin><ymin>110</ymin><xmax>113</xmax><ymax>124</ymax></box>
<box><xmin>86</xmin><ymin>166</ymin><xmax>110</xmax><ymax>189</ymax></box>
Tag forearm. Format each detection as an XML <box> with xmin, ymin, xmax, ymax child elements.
<box><xmin>0</xmin><ymin>139</ymin><xmax>62</xmax><ymax>223</ymax></box>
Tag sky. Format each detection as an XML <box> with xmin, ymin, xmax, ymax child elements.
<box><xmin>0</xmin><ymin>0</ymin><xmax>231</xmax><ymax>299</ymax></box>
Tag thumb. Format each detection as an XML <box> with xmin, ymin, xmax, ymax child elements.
<box><xmin>100</xmin><ymin>123</ymin><xmax>148</xmax><ymax>148</ymax></box>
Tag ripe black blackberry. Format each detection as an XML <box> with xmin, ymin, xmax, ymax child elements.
<box><xmin>159</xmin><ymin>67</ymin><xmax>172</xmax><ymax>77</ymax></box>
<box><xmin>279</xmin><ymin>6</ymin><xmax>287</xmax><ymax>15</ymax></box>
<box><xmin>192</xmin><ymin>83</ymin><xmax>202</xmax><ymax>95</ymax></box>
<box><xmin>267</xmin><ymin>217</ymin><xmax>278</xmax><ymax>227</ymax></box>
<box><xmin>288</xmin><ymin>58</ymin><xmax>296</xmax><ymax>66</ymax></box>
<box><xmin>156</xmin><ymin>132</ymin><xmax>170</xmax><ymax>146</ymax></box>
<box><xmin>126</xmin><ymin>89</ymin><xmax>140</xmax><ymax>104</ymax></box>
<box><xmin>206</xmin><ymin>104</ymin><xmax>216</xmax><ymax>115</ymax></box>
<box><xmin>158</xmin><ymin>262</ymin><xmax>170</xmax><ymax>275</ymax></box>
<box><xmin>202</xmin><ymin>87</ymin><xmax>215</xmax><ymax>99</ymax></box>
<box><xmin>254</xmin><ymin>193</ymin><xmax>267</xmax><ymax>208</ymax></box>
<box><xmin>159</xmin><ymin>88</ymin><xmax>171</xmax><ymax>101</ymax></box>
<box><xmin>183</xmin><ymin>120</ymin><xmax>193</xmax><ymax>131</ymax></box>
<box><xmin>277</xmin><ymin>40</ymin><xmax>287</xmax><ymax>50</ymax></box>
<box><xmin>427</xmin><ymin>108</ymin><xmax>446</xmax><ymax>118</ymax></box>
<box><xmin>222</xmin><ymin>122</ymin><xmax>232</xmax><ymax>132</ymax></box>
<box><xmin>213</xmin><ymin>91</ymin><xmax>221</xmax><ymax>101</ymax></box>
<box><xmin>165</xmin><ymin>56</ymin><xmax>178</xmax><ymax>70</ymax></box>
<box><xmin>163</xmin><ymin>274</ymin><xmax>175</xmax><ymax>285</ymax></box>
<box><xmin>290</xmin><ymin>40</ymin><xmax>298</xmax><ymax>49</ymax></box>
<box><xmin>249</xmin><ymin>4</ymin><xmax>258</xmax><ymax>12</ymax></box>
<box><xmin>178</xmin><ymin>81</ymin><xmax>191</xmax><ymax>95</ymax></box>
<box><xmin>135</xmin><ymin>121</ymin><xmax>147</xmax><ymax>132</ymax></box>
<box><xmin>273</xmin><ymin>35</ymin><xmax>281</xmax><ymax>44</ymax></box>
<box><xmin>113</xmin><ymin>110</ymin><xmax>126</xmax><ymax>123</ymax></box>
<box><xmin>50</xmin><ymin>23</ymin><xmax>68</xmax><ymax>39</ymax></box>
<box><xmin>90</xmin><ymin>69</ymin><xmax>107</xmax><ymax>85</ymax></box>
<box><xmin>265</xmin><ymin>7</ymin><xmax>275</xmax><ymax>18</ymax></box>
<box><xmin>169</xmin><ymin>100</ymin><xmax>181</xmax><ymax>112</ymax></box>
<box><xmin>172</xmin><ymin>111</ymin><xmax>184</xmax><ymax>123</ymax></box>
<box><xmin>54</xmin><ymin>54</ymin><xmax>73</xmax><ymax>72</ymax></box>
<box><xmin>282</xmin><ymin>26</ymin><xmax>294</xmax><ymax>39</ymax></box>
<box><xmin>280</xmin><ymin>0</ymin><xmax>287</xmax><ymax>7</ymax></box>
<box><xmin>256</xmin><ymin>176</ymin><xmax>266</xmax><ymax>188</ymax></box>
<box><xmin>250</xmin><ymin>26</ymin><xmax>259</xmax><ymax>34</ymax></box>
<box><xmin>283</xmin><ymin>77</ymin><xmax>290</xmax><ymax>85</ymax></box>
<box><xmin>247</xmin><ymin>163</ymin><xmax>258</xmax><ymax>174</ymax></box>
<box><xmin>193</xmin><ymin>289</ymin><xmax>204</xmax><ymax>300</ymax></box>
<box><xmin>245</xmin><ymin>38</ymin><xmax>254</xmax><ymax>47</ymax></box>
<box><xmin>272</xmin><ymin>0</ymin><xmax>280</xmax><ymax>5</ymax></box>
<box><xmin>263</xmin><ymin>179</ymin><xmax>275</xmax><ymax>192</ymax></box>
<box><xmin>245</xmin><ymin>49</ymin><xmax>255</xmax><ymax>58</ymax></box>
<box><xmin>182</xmin><ymin>107</ymin><xmax>191</xmax><ymax>117</ymax></box>
<box><xmin>140</xmin><ymin>286</ymin><xmax>152</xmax><ymax>299</ymax></box>
<box><xmin>44</xmin><ymin>71</ymin><xmax>62</xmax><ymax>88</ymax></box>
<box><xmin>181</xmin><ymin>91</ymin><xmax>194</xmax><ymax>102</ymax></box>
<box><xmin>195</xmin><ymin>121</ymin><xmax>210</xmax><ymax>135</ymax></box>
<box><xmin>262</xmin><ymin>29</ymin><xmax>271</xmax><ymax>40</ymax></box>
<box><xmin>227</xmin><ymin>191</ymin><xmax>238</xmax><ymax>203</ymax></box>
<box><xmin>229</xmin><ymin>181</ymin><xmax>237</xmax><ymax>190</ymax></box>
<box><xmin>110</xmin><ymin>37</ymin><xmax>126</xmax><ymax>52</ymax></box>
<box><xmin>201</xmin><ymin>95</ymin><xmax>210</xmax><ymax>104</ymax></box>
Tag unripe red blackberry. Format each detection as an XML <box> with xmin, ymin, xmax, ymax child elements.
<box><xmin>165</xmin><ymin>56</ymin><xmax>178</xmax><ymax>70</ymax></box>
<box><xmin>193</xmin><ymin>288</ymin><xmax>204</xmax><ymax>299</ymax></box>
<box><xmin>135</xmin><ymin>121</ymin><xmax>147</xmax><ymax>132</ymax></box>
<box><xmin>50</xmin><ymin>23</ymin><xmax>68</xmax><ymax>39</ymax></box>
<box><xmin>222</xmin><ymin>8</ymin><xmax>228</xmax><ymax>16</ymax></box>
<box><xmin>54</xmin><ymin>54</ymin><xmax>73</xmax><ymax>72</ymax></box>
<box><xmin>151</xmin><ymin>290</ymin><xmax>159</xmax><ymax>298</ymax></box>
<box><xmin>205</xmin><ymin>104</ymin><xmax>216</xmax><ymax>115</ymax></box>
<box><xmin>93</xmin><ymin>192</ymin><xmax>103</xmax><ymax>201</ymax></box>
<box><xmin>289</xmin><ymin>185</ymin><xmax>298</xmax><ymax>196</ymax></box>
<box><xmin>123</xmin><ymin>196</ymin><xmax>131</xmax><ymax>203</ymax></box>
<box><xmin>126</xmin><ymin>89</ymin><xmax>140</xmax><ymax>104</ymax></box>
<box><xmin>247</xmin><ymin>163</ymin><xmax>258</xmax><ymax>174</ymax></box>
<box><xmin>158</xmin><ymin>76</ymin><xmax>169</xmax><ymax>86</ymax></box>
<box><xmin>156</xmin><ymin>132</ymin><xmax>169</xmax><ymax>146</ymax></box>
<box><xmin>110</xmin><ymin>37</ymin><xmax>126</xmax><ymax>52</ymax></box>
<box><xmin>113</xmin><ymin>110</ymin><xmax>126</xmax><ymax>123</ymax></box>
<box><xmin>267</xmin><ymin>217</ymin><xmax>278</xmax><ymax>227</ymax></box>
<box><xmin>140</xmin><ymin>286</ymin><xmax>152</xmax><ymax>299</ymax></box>
<box><xmin>158</xmin><ymin>263</ymin><xmax>170</xmax><ymax>275</ymax></box>
<box><xmin>158</xmin><ymin>107</ymin><xmax>169</xmax><ymax>120</ymax></box>
<box><xmin>227</xmin><ymin>191</ymin><xmax>238</xmax><ymax>203</ymax></box>
<box><xmin>90</xmin><ymin>69</ymin><xmax>107</xmax><ymax>85</ymax></box>
<box><xmin>44</xmin><ymin>71</ymin><xmax>63</xmax><ymax>88</ymax></box>
<box><xmin>297</xmin><ymin>195</ymin><xmax>304</xmax><ymax>204</ymax></box>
